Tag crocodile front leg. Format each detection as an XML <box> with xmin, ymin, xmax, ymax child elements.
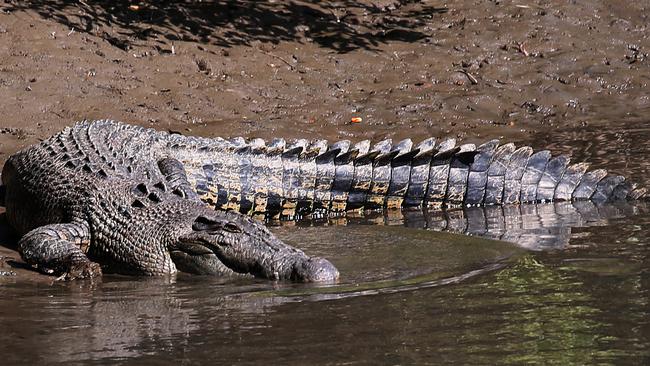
<box><xmin>157</xmin><ymin>157</ymin><xmax>200</xmax><ymax>200</ymax></box>
<box><xmin>19</xmin><ymin>222</ymin><xmax>101</xmax><ymax>280</ymax></box>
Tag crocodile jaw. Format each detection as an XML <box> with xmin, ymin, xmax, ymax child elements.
<box><xmin>173</xmin><ymin>211</ymin><xmax>339</xmax><ymax>283</ymax></box>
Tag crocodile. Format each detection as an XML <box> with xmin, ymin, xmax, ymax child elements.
<box><xmin>0</xmin><ymin>120</ymin><xmax>646</xmax><ymax>280</ymax></box>
<box><xmin>1</xmin><ymin>122</ymin><xmax>339</xmax><ymax>282</ymax></box>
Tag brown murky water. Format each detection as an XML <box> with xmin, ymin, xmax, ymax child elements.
<box><xmin>1</xmin><ymin>2</ymin><xmax>650</xmax><ymax>365</ymax></box>
<box><xmin>1</xmin><ymin>122</ymin><xmax>650</xmax><ymax>365</ymax></box>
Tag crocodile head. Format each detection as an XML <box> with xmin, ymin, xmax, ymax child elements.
<box><xmin>170</xmin><ymin>210</ymin><xmax>339</xmax><ymax>283</ymax></box>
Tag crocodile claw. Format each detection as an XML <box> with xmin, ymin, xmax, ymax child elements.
<box><xmin>56</xmin><ymin>261</ymin><xmax>102</xmax><ymax>281</ymax></box>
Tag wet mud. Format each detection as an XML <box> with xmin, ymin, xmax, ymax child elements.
<box><xmin>0</xmin><ymin>0</ymin><xmax>648</xmax><ymax>163</ymax></box>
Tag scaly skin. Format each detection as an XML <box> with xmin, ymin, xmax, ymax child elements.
<box><xmin>56</xmin><ymin>120</ymin><xmax>645</xmax><ymax>220</ymax></box>
<box><xmin>0</xmin><ymin>119</ymin><xmax>646</xmax><ymax>279</ymax></box>
<box><xmin>1</xmin><ymin>122</ymin><xmax>338</xmax><ymax>281</ymax></box>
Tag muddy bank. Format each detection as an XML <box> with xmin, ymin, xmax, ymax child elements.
<box><xmin>0</xmin><ymin>0</ymin><xmax>648</xmax><ymax>165</ymax></box>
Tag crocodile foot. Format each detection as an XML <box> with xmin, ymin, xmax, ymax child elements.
<box><xmin>56</xmin><ymin>261</ymin><xmax>102</xmax><ymax>281</ymax></box>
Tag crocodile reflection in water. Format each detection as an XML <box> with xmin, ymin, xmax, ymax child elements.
<box><xmin>281</xmin><ymin>200</ymin><xmax>647</xmax><ymax>251</ymax></box>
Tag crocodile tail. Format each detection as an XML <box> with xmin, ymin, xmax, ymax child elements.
<box><xmin>314</xmin><ymin>137</ymin><xmax>647</xmax><ymax>211</ymax></box>
<box><xmin>185</xmin><ymin>136</ymin><xmax>323</xmax><ymax>218</ymax></box>
<box><xmin>180</xmin><ymin>133</ymin><xmax>647</xmax><ymax>217</ymax></box>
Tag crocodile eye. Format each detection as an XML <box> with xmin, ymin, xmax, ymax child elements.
<box><xmin>192</xmin><ymin>216</ymin><xmax>221</xmax><ymax>232</ymax></box>
<box><xmin>192</xmin><ymin>216</ymin><xmax>242</xmax><ymax>234</ymax></box>
<box><xmin>223</xmin><ymin>223</ymin><xmax>242</xmax><ymax>233</ymax></box>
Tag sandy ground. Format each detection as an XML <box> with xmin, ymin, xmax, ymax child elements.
<box><xmin>0</xmin><ymin>1</ymin><xmax>648</xmax><ymax>278</ymax></box>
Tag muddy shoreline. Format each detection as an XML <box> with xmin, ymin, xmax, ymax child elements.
<box><xmin>0</xmin><ymin>1</ymin><xmax>648</xmax><ymax>164</ymax></box>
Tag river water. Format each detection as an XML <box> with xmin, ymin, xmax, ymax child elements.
<box><xmin>1</xmin><ymin>121</ymin><xmax>649</xmax><ymax>365</ymax></box>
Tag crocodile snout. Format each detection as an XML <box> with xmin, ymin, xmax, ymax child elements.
<box><xmin>292</xmin><ymin>257</ymin><xmax>340</xmax><ymax>283</ymax></box>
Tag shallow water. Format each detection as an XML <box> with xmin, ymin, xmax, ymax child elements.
<box><xmin>1</xmin><ymin>122</ymin><xmax>650</xmax><ymax>365</ymax></box>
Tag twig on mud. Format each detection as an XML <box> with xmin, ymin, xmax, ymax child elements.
<box><xmin>260</xmin><ymin>50</ymin><xmax>296</xmax><ymax>71</ymax></box>
<box><xmin>455</xmin><ymin>69</ymin><xmax>478</xmax><ymax>85</ymax></box>
<box><xmin>516</xmin><ymin>41</ymin><xmax>529</xmax><ymax>56</ymax></box>
<box><xmin>514</xmin><ymin>4</ymin><xmax>546</xmax><ymax>11</ymax></box>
